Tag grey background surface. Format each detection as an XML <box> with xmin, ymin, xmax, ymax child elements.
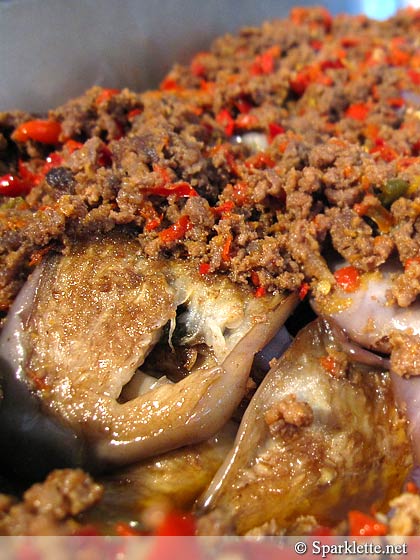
<box><xmin>0</xmin><ymin>0</ymin><xmax>410</xmax><ymax>112</ymax></box>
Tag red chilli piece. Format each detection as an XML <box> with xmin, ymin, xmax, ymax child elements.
<box><xmin>348</xmin><ymin>510</ymin><xmax>387</xmax><ymax>537</ymax></box>
<box><xmin>298</xmin><ymin>282</ymin><xmax>310</xmax><ymax>300</ymax></box>
<box><xmin>345</xmin><ymin>103</ymin><xmax>369</xmax><ymax>121</ymax></box>
<box><xmin>199</xmin><ymin>263</ymin><xmax>211</xmax><ymax>275</ymax></box>
<box><xmin>0</xmin><ymin>174</ymin><xmax>32</xmax><ymax>197</ymax></box>
<box><xmin>255</xmin><ymin>286</ymin><xmax>266</xmax><ymax>298</ymax></box>
<box><xmin>41</xmin><ymin>152</ymin><xmax>63</xmax><ymax>175</ymax></box>
<box><xmin>212</xmin><ymin>200</ymin><xmax>235</xmax><ymax>216</ymax></box>
<box><xmin>216</xmin><ymin>108</ymin><xmax>235</xmax><ymax>136</ymax></box>
<box><xmin>334</xmin><ymin>265</ymin><xmax>360</xmax><ymax>292</ymax></box>
<box><xmin>127</xmin><ymin>108</ymin><xmax>143</xmax><ymax>120</ymax></box>
<box><xmin>268</xmin><ymin>122</ymin><xmax>285</xmax><ymax>143</ymax></box>
<box><xmin>95</xmin><ymin>88</ymin><xmax>120</xmax><ymax>106</ymax></box>
<box><xmin>250</xmin><ymin>46</ymin><xmax>280</xmax><ymax>76</ymax></box>
<box><xmin>64</xmin><ymin>139</ymin><xmax>84</xmax><ymax>154</ymax></box>
<box><xmin>408</xmin><ymin>69</ymin><xmax>420</xmax><ymax>85</ymax></box>
<box><xmin>159</xmin><ymin>215</ymin><xmax>192</xmax><ymax>244</ymax></box>
<box><xmin>155</xmin><ymin>511</ymin><xmax>197</xmax><ymax>536</ymax></box>
<box><xmin>160</xmin><ymin>77</ymin><xmax>184</xmax><ymax>92</ymax></box>
<box><xmin>14</xmin><ymin>119</ymin><xmax>62</xmax><ymax>144</ymax></box>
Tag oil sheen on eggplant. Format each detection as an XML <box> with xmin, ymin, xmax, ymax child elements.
<box><xmin>197</xmin><ymin>318</ymin><xmax>412</xmax><ymax>535</ymax></box>
<box><xmin>0</xmin><ymin>231</ymin><xmax>296</xmax><ymax>477</ymax></box>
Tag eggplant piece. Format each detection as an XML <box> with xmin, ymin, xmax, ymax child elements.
<box><xmin>0</xmin><ymin>231</ymin><xmax>297</xmax><ymax>477</ymax></box>
<box><xmin>312</xmin><ymin>261</ymin><xmax>420</xmax><ymax>462</ymax></box>
<box><xmin>312</xmin><ymin>261</ymin><xmax>420</xmax><ymax>354</ymax></box>
<box><xmin>197</xmin><ymin>318</ymin><xmax>412</xmax><ymax>535</ymax></box>
<box><xmin>80</xmin><ymin>423</ymin><xmax>236</xmax><ymax>533</ymax></box>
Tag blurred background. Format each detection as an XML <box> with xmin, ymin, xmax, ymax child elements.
<box><xmin>0</xmin><ymin>0</ymin><xmax>418</xmax><ymax>111</ymax></box>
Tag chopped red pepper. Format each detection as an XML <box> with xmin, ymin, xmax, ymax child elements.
<box><xmin>388</xmin><ymin>47</ymin><xmax>410</xmax><ymax>66</ymax></box>
<box><xmin>29</xmin><ymin>246</ymin><xmax>51</xmax><ymax>267</ymax></box>
<box><xmin>95</xmin><ymin>88</ymin><xmax>120</xmax><ymax>105</ymax></box>
<box><xmin>290</xmin><ymin>68</ymin><xmax>313</xmax><ymax>95</ymax></box>
<box><xmin>345</xmin><ymin>103</ymin><xmax>369</xmax><ymax>121</ymax></box>
<box><xmin>0</xmin><ymin>174</ymin><xmax>32</xmax><ymax>197</ymax></box>
<box><xmin>221</xmin><ymin>234</ymin><xmax>232</xmax><ymax>262</ymax></box>
<box><xmin>14</xmin><ymin>119</ymin><xmax>62</xmax><ymax>144</ymax></box>
<box><xmin>370</xmin><ymin>142</ymin><xmax>398</xmax><ymax>162</ymax></box>
<box><xmin>64</xmin><ymin>139</ymin><xmax>83</xmax><ymax>154</ymax></box>
<box><xmin>404</xmin><ymin>257</ymin><xmax>420</xmax><ymax>270</ymax></box>
<box><xmin>245</xmin><ymin>152</ymin><xmax>275</xmax><ymax>170</ymax></box>
<box><xmin>41</xmin><ymin>152</ymin><xmax>63</xmax><ymax>175</ymax></box>
<box><xmin>340</xmin><ymin>36</ymin><xmax>360</xmax><ymax>48</ymax></box>
<box><xmin>141</xmin><ymin>202</ymin><xmax>163</xmax><ymax>232</ymax></box>
<box><xmin>235</xmin><ymin>113</ymin><xmax>258</xmax><ymax>129</ymax></box>
<box><xmin>406</xmin><ymin>481</ymin><xmax>419</xmax><ymax>494</ymax></box>
<box><xmin>408</xmin><ymin>69</ymin><xmax>420</xmax><ymax>85</ymax></box>
<box><xmin>149</xmin><ymin>182</ymin><xmax>198</xmax><ymax>198</ymax></box>
<box><xmin>255</xmin><ymin>286</ymin><xmax>266</xmax><ymax>298</ymax></box>
<box><xmin>320</xmin><ymin>58</ymin><xmax>345</xmax><ymax>71</ymax></box>
<box><xmin>155</xmin><ymin>511</ymin><xmax>197</xmax><ymax>536</ymax></box>
<box><xmin>149</xmin><ymin>164</ymin><xmax>197</xmax><ymax>198</ymax></box>
<box><xmin>268</xmin><ymin>122</ymin><xmax>285</xmax><ymax>143</ymax></box>
<box><xmin>235</xmin><ymin>98</ymin><xmax>253</xmax><ymax>114</ymax></box>
<box><xmin>387</xmin><ymin>97</ymin><xmax>405</xmax><ymax>108</ymax></box>
<box><xmin>348</xmin><ymin>510</ymin><xmax>387</xmax><ymax>537</ymax></box>
<box><xmin>190</xmin><ymin>52</ymin><xmax>210</xmax><ymax>77</ymax></box>
<box><xmin>334</xmin><ymin>266</ymin><xmax>360</xmax><ymax>292</ymax></box>
<box><xmin>251</xmin><ymin>270</ymin><xmax>261</xmax><ymax>287</ymax></box>
<box><xmin>199</xmin><ymin>263</ymin><xmax>211</xmax><ymax>275</ymax></box>
<box><xmin>320</xmin><ymin>355</ymin><xmax>340</xmax><ymax>376</ymax></box>
<box><xmin>160</xmin><ymin>77</ymin><xmax>184</xmax><ymax>92</ymax></box>
<box><xmin>216</xmin><ymin>108</ymin><xmax>235</xmax><ymax>136</ymax></box>
<box><xmin>159</xmin><ymin>215</ymin><xmax>192</xmax><ymax>244</ymax></box>
<box><xmin>18</xmin><ymin>160</ymin><xmax>40</xmax><ymax>184</ymax></box>
<box><xmin>114</xmin><ymin>522</ymin><xmax>143</xmax><ymax>536</ymax></box>
<box><xmin>231</xmin><ymin>181</ymin><xmax>250</xmax><ymax>205</ymax></box>
<box><xmin>127</xmin><ymin>108</ymin><xmax>142</xmax><ymax>120</ymax></box>
<box><xmin>212</xmin><ymin>200</ymin><xmax>234</xmax><ymax>216</ymax></box>
<box><xmin>310</xmin><ymin>39</ymin><xmax>323</xmax><ymax>51</ymax></box>
<box><xmin>251</xmin><ymin>46</ymin><xmax>280</xmax><ymax>76</ymax></box>
<box><xmin>299</xmin><ymin>282</ymin><xmax>310</xmax><ymax>300</ymax></box>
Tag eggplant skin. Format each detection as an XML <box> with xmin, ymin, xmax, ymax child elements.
<box><xmin>198</xmin><ymin>318</ymin><xmax>413</xmax><ymax>535</ymax></box>
<box><xmin>0</xmin><ymin>356</ymin><xmax>91</xmax><ymax>482</ymax></box>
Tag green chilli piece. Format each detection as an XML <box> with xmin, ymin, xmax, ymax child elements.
<box><xmin>379</xmin><ymin>178</ymin><xmax>409</xmax><ymax>207</ymax></box>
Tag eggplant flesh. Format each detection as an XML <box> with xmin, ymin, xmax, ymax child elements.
<box><xmin>197</xmin><ymin>318</ymin><xmax>412</xmax><ymax>535</ymax></box>
<box><xmin>0</xmin><ymin>232</ymin><xmax>296</xmax><ymax>478</ymax></box>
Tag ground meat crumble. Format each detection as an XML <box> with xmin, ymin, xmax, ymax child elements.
<box><xmin>1</xmin><ymin>5</ymin><xmax>420</xmax><ymax>537</ymax></box>
<box><xmin>0</xmin><ymin>7</ymin><xmax>420</xmax><ymax>314</ymax></box>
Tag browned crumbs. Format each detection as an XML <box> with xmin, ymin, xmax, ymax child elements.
<box><xmin>0</xmin><ymin>7</ymin><xmax>420</xmax><ymax>314</ymax></box>
<box><xmin>0</xmin><ymin>469</ymin><xmax>103</xmax><ymax>535</ymax></box>
<box><xmin>264</xmin><ymin>394</ymin><xmax>313</xmax><ymax>436</ymax></box>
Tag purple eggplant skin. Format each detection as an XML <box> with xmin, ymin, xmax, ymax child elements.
<box><xmin>0</xmin><ymin>355</ymin><xmax>93</xmax><ymax>482</ymax></box>
<box><xmin>0</xmin><ymin>264</ymin><xmax>95</xmax><ymax>482</ymax></box>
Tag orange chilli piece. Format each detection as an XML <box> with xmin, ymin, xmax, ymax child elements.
<box><xmin>334</xmin><ymin>266</ymin><xmax>360</xmax><ymax>292</ymax></box>
<box><xmin>155</xmin><ymin>511</ymin><xmax>197</xmax><ymax>536</ymax></box>
<box><xmin>14</xmin><ymin>120</ymin><xmax>62</xmax><ymax>144</ymax></box>
<box><xmin>348</xmin><ymin>510</ymin><xmax>387</xmax><ymax>537</ymax></box>
<box><xmin>159</xmin><ymin>215</ymin><xmax>191</xmax><ymax>244</ymax></box>
<box><xmin>199</xmin><ymin>263</ymin><xmax>211</xmax><ymax>275</ymax></box>
<box><xmin>95</xmin><ymin>88</ymin><xmax>120</xmax><ymax>105</ymax></box>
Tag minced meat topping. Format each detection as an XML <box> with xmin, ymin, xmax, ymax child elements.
<box><xmin>0</xmin><ymin>7</ymin><xmax>420</xmax><ymax>313</ymax></box>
